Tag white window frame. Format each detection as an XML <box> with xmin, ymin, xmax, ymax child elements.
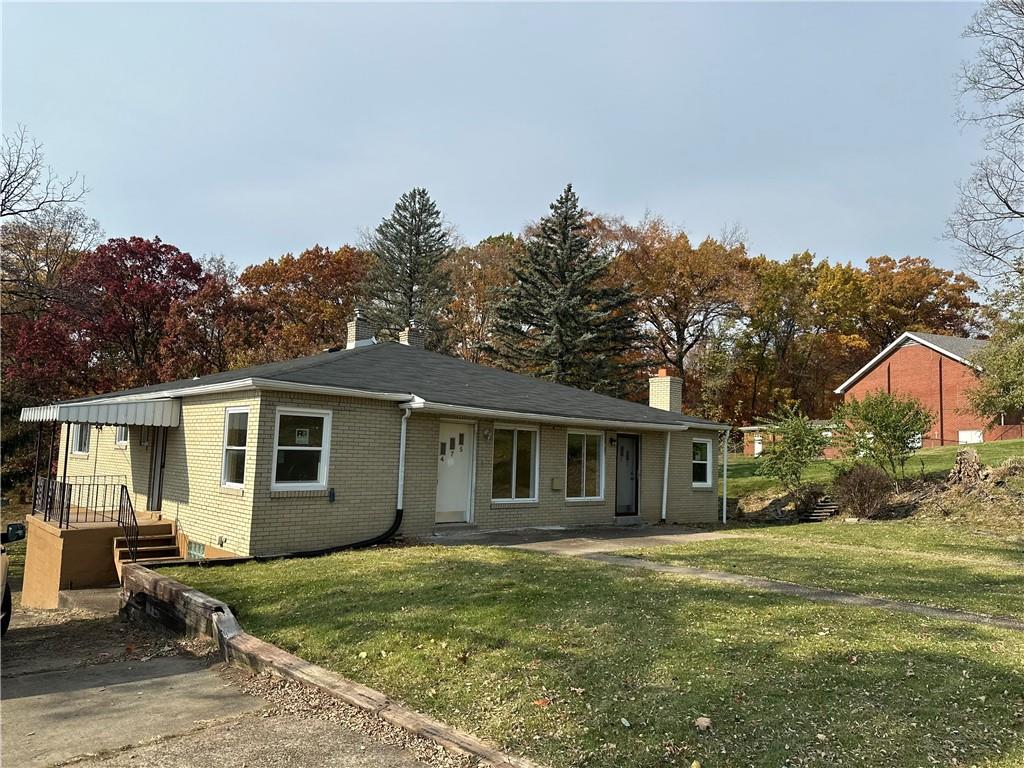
<box><xmin>491</xmin><ymin>424</ymin><xmax>539</xmax><ymax>503</ymax></box>
<box><xmin>221</xmin><ymin>407</ymin><xmax>250</xmax><ymax>489</ymax></box>
<box><xmin>565</xmin><ymin>429</ymin><xmax>605</xmax><ymax>502</ymax></box>
<box><xmin>692</xmin><ymin>437</ymin><xmax>713</xmax><ymax>488</ymax></box>
<box><xmin>114</xmin><ymin>425</ymin><xmax>129</xmax><ymax>448</ymax></box>
<box><xmin>71</xmin><ymin>423</ymin><xmax>91</xmax><ymax>455</ymax></box>
<box><xmin>271</xmin><ymin>407</ymin><xmax>332</xmax><ymax>491</ymax></box>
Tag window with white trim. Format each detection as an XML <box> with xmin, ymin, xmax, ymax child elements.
<box><xmin>492</xmin><ymin>427</ymin><xmax>537</xmax><ymax>502</ymax></box>
<box><xmin>272</xmin><ymin>408</ymin><xmax>331</xmax><ymax>490</ymax></box>
<box><xmin>221</xmin><ymin>408</ymin><xmax>249</xmax><ymax>487</ymax></box>
<box><xmin>115</xmin><ymin>425</ymin><xmax>129</xmax><ymax>447</ymax></box>
<box><xmin>566</xmin><ymin>431</ymin><xmax>604</xmax><ymax>500</ymax></box>
<box><xmin>692</xmin><ymin>438</ymin><xmax>712</xmax><ymax>487</ymax></box>
<box><xmin>71</xmin><ymin>423</ymin><xmax>91</xmax><ymax>454</ymax></box>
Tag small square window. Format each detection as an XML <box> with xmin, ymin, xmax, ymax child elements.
<box><xmin>115</xmin><ymin>425</ymin><xmax>129</xmax><ymax>446</ymax></box>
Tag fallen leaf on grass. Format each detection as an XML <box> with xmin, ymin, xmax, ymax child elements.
<box><xmin>694</xmin><ymin>716</ymin><xmax>712</xmax><ymax>731</ymax></box>
<box><xmin>532</xmin><ymin>698</ymin><xmax>551</xmax><ymax>708</ymax></box>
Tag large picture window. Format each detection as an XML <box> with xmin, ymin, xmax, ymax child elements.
<box><xmin>492</xmin><ymin>427</ymin><xmax>537</xmax><ymax>502</ymax></box>
<box><xmin>272</xmin><ymin>408</ymin><xmax>332</xmax><ymax>490</ymax></box>
<box><xmin>71</xmin><ymin>423</ymin><xmax>90</xmax><ymax>455</ymax></box>
<box><xmin>221</xmin><ymin>408</ymin><xmax>249</xmax><ymax>487</ymax></box>
<box><xmin>692</xmin><ymin>438</ymin><xmax>712</xmax><ymax>488</ymax></box>
<box><xmin>566</xmin><ymin>431</ymin><xmax>603</xmax><ymax>500</ymax></box>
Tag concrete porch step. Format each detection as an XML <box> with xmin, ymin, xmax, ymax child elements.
<box><xmin>113</xmin><ymin>533</ymin><xmax>176</xmax><ymax>548</ymax></box>
<box><xmin>613</xmin><ymin>515</ymin><xmax>644</xmax><ymax>527</ymax></box>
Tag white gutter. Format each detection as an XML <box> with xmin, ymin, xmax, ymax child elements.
<box><xmin>27</xmin><ymin>377</ymin><xmax>414</xmax><ymax>414</ymax></box>
<box><xmin>396</xmin><ymin>407</ymin><xmax>411</xmax><ymax>510</ymax></box>
<box><xmin>660</xmin><ymin>432</ymin><xmax>671</xmax><ymax>521</ymax></box>
<box><xmin>405</xmin><ymin>397</ymin><xmax>694</xmax><ymax>433</ymax></box>
<box><xmin>721</xmin><ymin>427</ymin><xmax>731</xmax><ymax>525</ymax></box>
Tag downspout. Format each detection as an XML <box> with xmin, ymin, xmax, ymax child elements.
<box><xmin>660</xmin><ymin>432</ymin><xmax>671</xmax><ymax>522</ymax></box>
<box><xmin>721</xmin><ymin>428</ymin><xmax>731</xmax><ymax>525</ymax></box>
<box><xmin>255</xmin><ymin>406</ymin><xmax>410</xmax><ymax>560</ymax></box>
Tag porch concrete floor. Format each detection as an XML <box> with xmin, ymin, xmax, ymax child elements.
<box><xmin>429</xmin><ymin>523</ymin><xmax>738</xmax><ymax>555</ymax></box>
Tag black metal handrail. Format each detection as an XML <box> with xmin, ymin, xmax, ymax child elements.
<box><xmin>118</xmin><ymin>486</ymin><xmax>139</xmax><ymax>563</ymax></box>
<box><xmin>32</xmin><ymin>477</ymin><xmax>140</xmax><ymax>560</ymax></box>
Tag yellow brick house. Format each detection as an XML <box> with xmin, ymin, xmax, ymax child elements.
<box><xmin>19</xmin><ymin>316</ymin><xmax>728</xmax><ymax>605</ymax></box>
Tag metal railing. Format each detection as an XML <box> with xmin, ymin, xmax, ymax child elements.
<box><xmin>31</xmin><ymin>475</ymin><xmax>139</xmax><ymax>562</ymax></box>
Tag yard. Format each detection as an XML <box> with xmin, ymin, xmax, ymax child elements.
<box><xmin>166</xmin><ymin>541</ymin><xmax>1024</xmax><ymax>768</ymax></box>
<box><xmin>726</xmin><ymin>438</ymin><xmax>1024</xmax><ymax>497</ymax></box>
<box><xmin>625</xmin><ymin>520</ymin><xmax>1024</xmax><ymax>620</ymax></box>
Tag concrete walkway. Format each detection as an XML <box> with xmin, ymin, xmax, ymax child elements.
<box><xmin>587</xmin><ymin>553</ymin><xmax>1024</xmax><ymax>632</ymax></box>
<box><xmin>432</xmin><ymin>524</ymin><xmax>737</xmax><ymax>555</ymax></box>
<box><xmin>0</xmin><ymin>599</ymin><xmax>450</xmax><ymax>768</ymax></box>
<box><xmin>435</xmin><ymin>524</ymin><xmax>1024</xmax><ymax>632</ymax></box>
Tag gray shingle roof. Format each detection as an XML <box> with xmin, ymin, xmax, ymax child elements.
<box><xmin>69</xmin><ymin>343</ymin><xmax>725</xmax><ymax>429</ymax></box>
<box><xmin>908</xmin><ymin>332</ymin><xmax>987</xmax><ymax>361</ymax></box>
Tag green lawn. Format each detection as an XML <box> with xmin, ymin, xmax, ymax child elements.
<box><xmin>166</xmin><ymin>545</ymin><xmax>1024</xmax><ymax>768</ymax></box>
<box><xmin>627</xmin><ymin>521</ymin><xmax>1024</xmax><ymax>620</ymax></box>
<box><xmin>727</xmin><ymin>438</ymin><xmax>1024</xmax><ymax>498</ymax></box>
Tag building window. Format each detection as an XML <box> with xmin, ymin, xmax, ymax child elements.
<box><xmin>566</xmin><ymin>431</ymin><xmax>604</xmax><ymax>500</ymax></box>
<box><xmin>115</xmin><ymin>425</ymin><xmax>129</xmax><ymax>447</ymax></box>
<box><xmin>492</xmin><ymin>427</ymin><xmax>537</xmax><ymax>502</ymax></box>
<box><xmin>71</xmin><ymin>423</ymin><xmax>90</xmax><ymax>455</ymax></box>
<box><xmin>692</xmin><ymin>438</ymin><xmax>712</xmax><ymax>488</ymax></box>
<box><xmin>272</xmin><ymin>407</ymin><xmax>331</xmax><ymax>490</ymax></box>
<box><xmin>222</xmin><ymin>408</ymin><xmax>249</xmax><ymax>487</ymax></box>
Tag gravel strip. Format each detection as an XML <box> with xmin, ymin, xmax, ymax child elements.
<box><xmin>232</xmin><ymin>667</ymin><xmax>478</xmax><ymax>768</ymax></box>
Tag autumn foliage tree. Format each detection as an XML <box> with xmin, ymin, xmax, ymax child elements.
<box><xmin>237</xmin><ymin>245</ymin><xmax>371</xmax><ymax>364</ymax></box>
<box><xmin>609</xmin><ymin>216</ymin><xmax>749</xmax><ymax>406</ymax></box>
<box><xmin>447</xmin><ymin>234</ymin><xmax>519</xmax><ymax>362</ymax></box>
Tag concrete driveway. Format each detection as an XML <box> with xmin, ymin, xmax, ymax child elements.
<box><xmin>1</xmin><ymin>596</ymin><xmax>464</xmax><ymax>768</ymax></box>
<box><xmin>430</xmin><ymin>523</ymin><xmax>735</xmax><ymax>556</ymax></box>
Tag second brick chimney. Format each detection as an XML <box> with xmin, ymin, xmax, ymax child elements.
<box><xmin>399</xmin><ymin>322</ymin><xmax>425</xmax><ymax>349</ymax></box>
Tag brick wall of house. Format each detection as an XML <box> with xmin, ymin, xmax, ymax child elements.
<box><xmin>844</xmin><ymin>341</ymin><xmax>1021</xmax><ymax>446</ymax></box>
<box><xmin>57</xmin><ymin>392</ymin><xmax>261</xmax><ymax>556</ymax></box>
<box><xmin>59</xmin><ymin>391</ymin><xmax>722</xmax><ymax>559</ymax></box>
<box><xmin>57</xmin><ymin>422</ymin><xmax>150</xmax><ymax>512</ymax></box>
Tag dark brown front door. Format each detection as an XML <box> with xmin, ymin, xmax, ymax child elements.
<box><xmin>615</xmin><ymin>434</ymin><xmax>639</xmax><ymax>516</ymax></box>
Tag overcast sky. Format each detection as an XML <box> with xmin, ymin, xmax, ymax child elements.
<box><xmin>4</xmin><ymin>2</ymin><xmax>982</xmax><ymax>271</ymax></box>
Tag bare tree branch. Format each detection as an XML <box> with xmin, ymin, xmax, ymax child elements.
<box><xmin>1</xmin><ymin>125</ymin><xmax>86</xmax><ymax>219</ymax></box>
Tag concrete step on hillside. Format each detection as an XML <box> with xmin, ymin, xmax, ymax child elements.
<box><xmin>800</xmin><ymin>496</ymin><xmax>839</xmax><ymax>523</ymax></box>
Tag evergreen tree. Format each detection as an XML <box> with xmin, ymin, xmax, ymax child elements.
<box><xmin>487</xmin><ymin>184</ymin><xmax>638</xmax><ymax>394</ymax></box>
<box><xmin>364</xmin><ymin>188</ymin><xmax>454</xmax><ymax>349</ymax></box>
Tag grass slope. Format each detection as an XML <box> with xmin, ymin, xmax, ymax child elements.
<box><xmin>166</xmin><ymin>546</ymin><xmax>1024</xmax><ymax>768</ymax></box>
<box><xmin>628</xmin><ymin>522</ymin><xmax>1024</xmax><ymax>620</ymax></box>
<box><xmin>727</xmin><ymin>438</ymin><xmax>1024</xmax><ymax>498</ymax></box>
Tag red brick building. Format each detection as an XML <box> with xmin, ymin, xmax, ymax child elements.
<box><xmin>834</xmin><ymin>331</ymin><xmax>1023</xmax><ymax>448</ymax></box>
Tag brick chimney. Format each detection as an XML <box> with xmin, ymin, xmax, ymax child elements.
<box><xmin>649</xmin><ymin>368</ymin><xmax>682</xmax><ymax>412</ymax></box>
<box><xmin>399</xmin><ymin>322</ymin><xmax>425</xmax><ymax>349</ymax></box>
<box><xmin>346</xmin><ymin>310</ymin><xmax>376</xmax><ymax>349</ymax></box>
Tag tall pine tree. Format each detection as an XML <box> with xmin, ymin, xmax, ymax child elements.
<box><xmin>487</xmin><ymin>184</ymin><xmax>637</xmax><ymax>394</ymax></box>
<box><xmin>364</xmin><ymin>187</ymin><xmax>453</xmax><ymax>349</ymax></box>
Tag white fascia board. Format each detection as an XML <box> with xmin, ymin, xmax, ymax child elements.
<box><xmin>57</xmin><ymin>378</ymin><xmax>415</xmax><ymax>406</ymax></box>
<box><xmin>833</xmin><ymin>332</ymin><xmax>981</xmax><ymax>395</ymax></box>
<box><xmin>403</xmin><ymin>398</ymin><xmax>692</xmax><ymax>432</ymax></box>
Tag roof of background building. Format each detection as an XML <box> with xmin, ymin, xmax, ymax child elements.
<box><xmin>834</xmin><ymin>331</ymin><xmax>988</xmax><ymax>395</ymax></box>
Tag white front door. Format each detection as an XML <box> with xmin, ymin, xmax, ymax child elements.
<box><xmin>435</xmin><ymin>422</ymin><xmax>474</xmax><ymax>523</ymax></box>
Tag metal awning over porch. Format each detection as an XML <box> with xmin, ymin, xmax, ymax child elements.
<box><xmin>19</xmin><ymin>398</ymin><xmax>181</xmax><ymax>428</ymax></box>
